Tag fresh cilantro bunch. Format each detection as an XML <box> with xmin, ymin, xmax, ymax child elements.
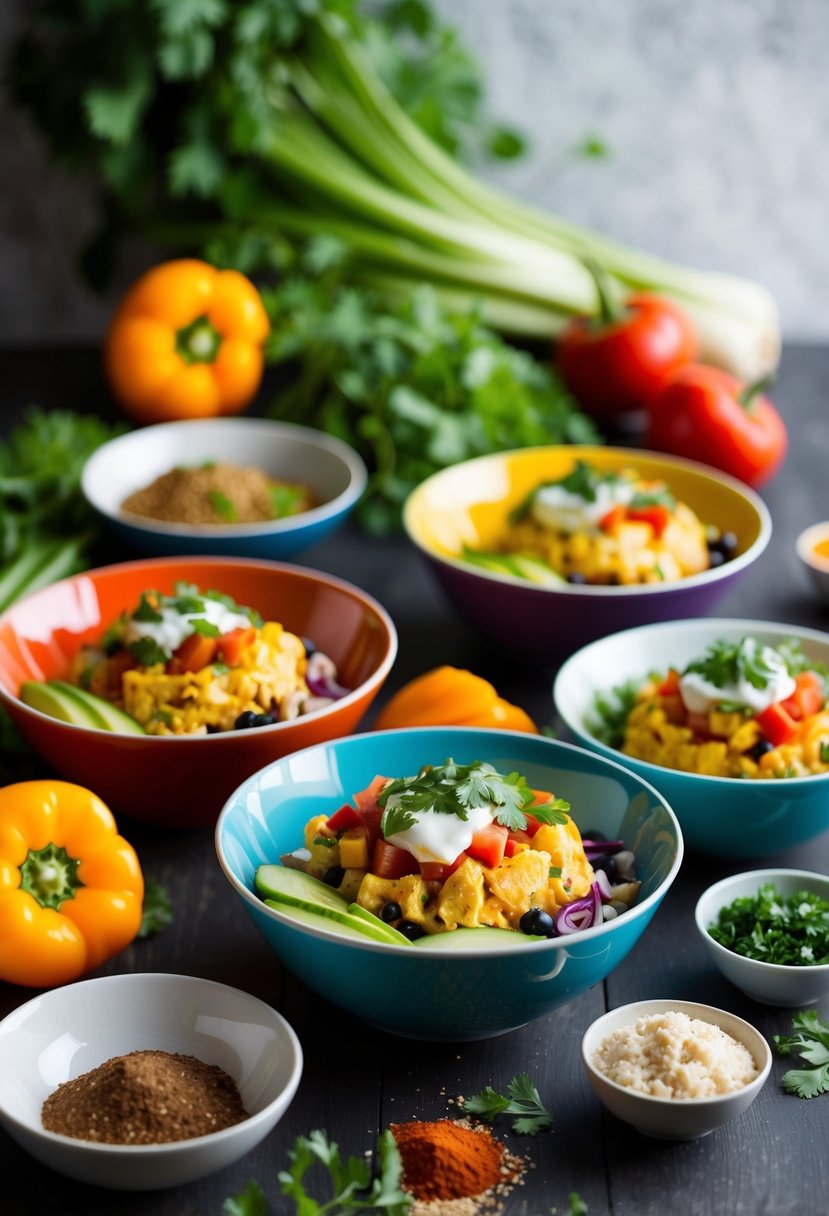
<box><xmin>707</xmin><ymin>883</ymin><xmax>829</xmax><ymax>966</ymax></box>
<box><xmin>774</xmin><ymin>1011</ymin><xmax>829</xmax><ymax>1099</ymax></box>
<box><xmin>465</xmin><ymin>1072</ymin><xmax>553</xmax><ymax>1135</ymax></box>
<box><xmin>378</xmin><ymin>758</ymin><xmax>570</xmax><ymax>836</ymax></box>
<box><xmin>684</xmin><ymin>637</ymin><xmax>785</xmax><ymax>692</ymax></box>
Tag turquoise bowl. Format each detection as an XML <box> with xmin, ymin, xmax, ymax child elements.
<box><xmin>554</xmin><ymin>618</ymin><xmax>829</xmax><ymax>859</ymax></box>
<box><xmin>215</xmin><ymin>728</ymin><xmax>683</xmax><ymax>1041</ymax></box>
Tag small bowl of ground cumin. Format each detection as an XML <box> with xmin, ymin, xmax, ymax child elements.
<box><xmin>81</xmin><ymin>417</ymin><xmax>367</xmax><ymax>559</ymax></box>
<box><xmin>0</xmin><ymin>972</ymin><xmax>303</xmax><ymax>1189</ymax></box>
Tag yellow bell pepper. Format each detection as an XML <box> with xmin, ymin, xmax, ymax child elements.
<box><xmin>0</xmin><ymin>781</ymin><xmax>144</xmax><ymax>988</ymax></box>
<box><xmin>373</xmin><ymin>666</ymin><xmax>537</xmax><ymax>733</ymax></box>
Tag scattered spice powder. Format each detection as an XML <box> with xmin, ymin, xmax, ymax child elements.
<box><xmin>391</xmin><ymin>1118</ymin><xmax>526</xmax><ymax>1216</ymax></box>
<box><xmin>41</xmin><ymin>1049</ymin><xmax>248</xmax><ymax>1144</ymax></box>
<box><xmin>121</xmin><ymin>462</ymin><xmax>313</xmax><ymax>526</ymax></box>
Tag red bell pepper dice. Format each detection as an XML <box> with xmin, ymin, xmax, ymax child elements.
<box><xmin>371</xmin><ymin>839</ymin><xmax>420</xmax><ymax>880</ymax></box>
<box><xmin>466</xmin><ymin>823</ymin><xmax>509</xmax><ymax>868</ymax></box>
<box><xmin>755</xmin><ymin>702</ymin><xmax>798</xmax><ymax>747</ymax></box>
<box><xmin>325</xmin><ymin>804</ymin><xmax>364</xmax><ymax>833</ymax></box>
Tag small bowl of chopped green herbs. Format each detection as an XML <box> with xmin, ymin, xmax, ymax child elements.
<box><xmin>695</xmin><ymin>869</ymin><xmax>829</xmax><ymax>1006</ymax></box>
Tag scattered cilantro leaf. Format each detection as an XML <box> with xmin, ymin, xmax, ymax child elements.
<box><xmin>138</xmin><ymin>881</ymin><xmax>174</xmax><ymax>938</ymax></box>
<box><xmin>774</xmin><ymin>1011</ymin><xmax>829</xmax><ymax>1098</ymax></box>
<box><xmin>131</xmin><ymin>592</ymin><xmax>163</xmax><ymax>622</ymax></box>
<box><xmin>629</xmin><ymin>484</ymin><xmax>675</xmax><ymax>510</ymax></box>
<box><xmin>209</xmin><ymin>490</ymin><xmax>238</xmax><ymax>522</ymax></box>
<box><xmin>465</xmin><ymin>1072</ymin><xmax>553</xmax><ymax>1135</ymax></box>
<box><xmin>127</xmin><ymin>637</ymin><xmax>169</xmax><ymax>667</ymax></box>
<box><xmin>277</xmin><ymin>1128</ymin><xmax>410</xmax><ymax>1215</ymax></box>
<box><xmin>223</xmin><ymin>1181</ymin><xmax>270</xmax><ymax>1216</ymax></box>
<box><xmin>551</xmin><ymin>1195</ymin><xmax>589</xmax><ymax>1216</ymax></box>
<box><xmin>270</xmin><ymin>483</ymin><xmax>307</xmax><ymax>519</ymax></box>
<box><xmin>707</xmin><ymin>883</ymin><xmax>829</xmax><ymax>966</ymax></box>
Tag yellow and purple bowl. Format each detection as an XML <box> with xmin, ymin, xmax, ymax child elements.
<box><xmin>404</xmin><ymin>446</ymin><xmax>771</xmax><ymax>663</ymax></box>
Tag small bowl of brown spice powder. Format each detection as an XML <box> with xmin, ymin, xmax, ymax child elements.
<box><xmin>81</xmin><ymin>417</ymin><xmax>367</xmax><ymax>560</ymax></box>
<box><xmin>0</xmin><ymin>971</ymin><xmax>303</xmax><ymax>1189</ymax></box>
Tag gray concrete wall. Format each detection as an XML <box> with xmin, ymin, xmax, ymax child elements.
<box><xmin>1</xmin><ymin>0</ymin><xmax>827</xmax><ymax>342</ymax></box>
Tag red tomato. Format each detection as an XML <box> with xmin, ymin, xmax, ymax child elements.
<box><xmin>217</xmin><ymin>626</ymin><xmax>256</xmax><ymax>665</ymax></box>
<box><xmin>371</xmin><ymin>840</ymin><xmax>419</xmax><ymax>880</ymax></box>
<box><xmin>755</xmin><ymin>702</ymin><xmax>798</xmax><ymax>746</ymax></box>
<box><xmin>645</xmin><ymin>364</ymin><xmax>787</xmax><ymax>487</ymax></box>
<box><xmin>657</xmin><ymin>668</ymin><xmax>682</xmax><ymax>697</ymax></box>
<box><xmin>779</xmin><ymin>671</ymin><xmax>825</xmax><ymax>721</ymax></box>
<box><xmin>466</xmin><ymin>823</ymin><xmax>508</xmax><ymax>868</ymax></box>
<box><xmin>420</xmin><ymin>854</ymin><xmax>467</xmax><ymax>883</ymax></box>
<box><xmin>557</xmin><ymin>288</ymin><xmax>697</xmax><ymax>419</ymax></box>
<box><xmin>626</xmin><ymin>504</ymin><xmax>671</xmax><ymax>538</ymax></box>
<box><xmin>325</xmin><ymin>804</ymin><xmax>364</xmax><ymax>834</ymax></box>
<box><xmin>167</xmin><ymin>632</ymin><xmax>218</xmax><ymax>673</ymax></box>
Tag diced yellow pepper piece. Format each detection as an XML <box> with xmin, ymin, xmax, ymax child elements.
<box><xmin>338</xmin><ymin>829</ymin><xmax>369</xmax><ymax>870</ymax></box>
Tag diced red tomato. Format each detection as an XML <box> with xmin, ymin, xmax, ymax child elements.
<box><xmin>167</xmin><ymin>632</ymin><xmax>218</xmax><ymax>673</ymax></box>
<box><xmin>657</xmin><ymin>668</ymin><xmax>682</xmax><ymax>697</ymax></box>
<box><xmin>504</xmin><ymin>837</ymin><xmax>529</xmax><ymax>858</ymax></box>
<box><xmin>522</xmin><ymin>813</ymin><xmax>543</xmax><ymax>838</ymax></box>
<box><xmin>599</xmin><ymin>504</ymin><xmax>627</xmax><ymax>532</ymax></box>
<box><xmin>627</xmin><ymin>505</ymin><xmax>672</xmax><ymax>537</ymax></box>
<box><xmin>779</xmin><ymin>671</ymin><xmax>825</xmax><ymax>722</ymax></box>
<box><xmin>217</xmin><ymin>626</ymin><xmax>256</xmax><ymax>666</ymax></box>
<box><xmin>755</xmin><ymin>702</ymin><xmax>798</xmax><ymax>746</ymax></box>
<box><xmin>325</xmin><ymin>804</ymin><xmax>364</xmax><ymax>834</ymax></box>
<box><xmin>371</xmin><ymin>839</ymin><xmax>420</xmax><ymax>880</ymax></box>
<box><xmin>420</xmin><ymin>853</ymin><xmax>467</xmax><ymax>883</ymax></box>
<box><xmin>466</xmin><ymin>823</ymin><xmax>508</xmax><ymax>868</ymax></box>
<box><xmin>354</xmin><ymin>775</ymin><xmax>389</xmax><ymax>815</ymax></box>
<box><xmin>686</xmin><ymin>711</ymin><xmax>711</xmax><ymax>739</ymax></box>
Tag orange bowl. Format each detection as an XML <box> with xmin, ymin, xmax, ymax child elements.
<box><xmin>0</xmin><ymin>558</ymin><xmax>397</xmax><ymax>827</ymax></box>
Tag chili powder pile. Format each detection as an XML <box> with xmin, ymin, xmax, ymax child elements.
<box><xmin>391</xmin><ymin>1118</ymin><xmax>524</xmax><ymax>1215</ymax></box>
<box><xmin>41</xmin><ymin>1049</ymin><xmax>248</xmax><ymax>1144</ymax></box>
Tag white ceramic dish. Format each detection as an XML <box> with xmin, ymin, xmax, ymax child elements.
<box><xmin>81</xmin><ymin>417</ymin><xmax>367</xmax><ymax>559</ymax></box>
<box><xmin>695</xmin><ymin>868</ymin><xmax>829</xmax><ymax>1006</ymax></box>
<box><xmin>796</xmin><ymin>521</ymin><xmax>829</xmax><ymax>603</ymax></box>
<box><xmin>581</xmin><ymin>998</ymin><xmax>771</xmax><ymax>1140</ymax></box>
<box><xmin>0</xmin><ymin>973</ymin><xmax>303</xmax><ymax>1190</ymax></box>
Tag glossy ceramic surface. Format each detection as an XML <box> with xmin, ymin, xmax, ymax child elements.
<box><xmin>0</xmin><ymin>557</ymin><xmax>396</xmax><ymax>826</ymax></box>
<box><xmin>81</xmin><ymin>418</ymin><xmax>367</xmax><ymax>559</ymax></box>
<box><xmin>404</xmin><ymin>445</ymin><xmax>771</xmax><ymax>661</ymax></box>
<box><xmin>695</xmin><ymin>869</ymin><xmax>829</xmax><ymax>1006</ymax></box>
<box><xmin>0</xmin><ymin>973</ymin><xmax>302</xmax><ymax>1190</ymax></box>
<box><xmin>795</xmin><ymin>521</ymin><xmax>829</xmax><ymax>604</ymax></box>
<box><xmin>554</xmin><ymin>618</ymin><xmax>829</xmax><ymax>858</ymax></box>
<box><xmin>216</xmin><ymin>728</ymin><xmax>683</xmax><ymax>1041</ymax></box>
<box><xmin>581</xmin><ymin>998</ymin><xmax>771</xmax><ymax>1140</ymax></box>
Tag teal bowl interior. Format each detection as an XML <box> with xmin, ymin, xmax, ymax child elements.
<box><xmin>554</xmin><ymin>619</ymin><xmax>829</xmax><ymax>859</ymax></box>
<box><xmin>215</xmin><ymin>728</ymin><xmax>683</xmax><ymax>1040</ymax></box>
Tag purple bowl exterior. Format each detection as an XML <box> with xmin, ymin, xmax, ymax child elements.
<box><xmin>427</xmin><ymin>555</ymin><xmax>746</xmax><ymax>661</ymax></box>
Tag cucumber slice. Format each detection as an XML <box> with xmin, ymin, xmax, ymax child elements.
<box><xmin>263</xmin><ymin>899</ymin><xmax>411</xmax><ymax>945</ymax></box>
<box><xmin>48</xmin><ymin>681</ymin><xmax>145</xmax><ymax>735</ymax></box>
<box><xmin>412</xmin><ymin>927</ymin><xmax>544</xmax><ymax>949</ymax></box>
<box><xmin>508</xmin><ymin>554</ymin><xmax>568</xmax><ymax>586</ymax></box>
<box><xmin>255</xmin><ymin>864</ymin><xmax>351</xmax><ymax>913</ymax></box>
<box><xmin>346</xmin><ymin>902</ymin><xmax>412</xmax><ymax>946</ymax></box>
<box><xmin>20</xmin><ymin>680</ymin><xmax>108</xmax><ymax>729</ymax></box>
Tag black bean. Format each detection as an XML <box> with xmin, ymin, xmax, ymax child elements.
<box><xmin>322</xmin><ymin>866</ymin><xmax>345</xmax><ymax>888</ymax></box>
<box><xmin>397</xmin><ymin>919</ymin><xmax>425</xmax><ymax>941</ymax></box>
<box><xmin>567</xmin><ymin>571</ymin><xmax>587</xmax><ymax>585</ymax></box>
<box><xmin>252</xmin><ymin>713</ymin><xmax>275</xmax><ymax>727</ymax></box>
<box><xmin>519</xmin><ymin>907</ymin><xmax>556</xmax><ymax>937</ymax></box>
<box><xmin>234</xmin><ymin>711</ymin><xmax>259</xmax><ymax>730</ymax></box>
<box><xmin>380</xmin><ymin>901</ymin><xmax>402</xmax><ymax>923</ymax></box>
<box><xmin>751</xmin><ymin>738</ymin><xmax>775</xmax><ymax>760</ymax></box>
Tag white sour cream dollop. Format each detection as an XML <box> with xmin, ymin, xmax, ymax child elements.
<box><xmin>383</xmin><ymin>793</ymin><xmax>495</xmax><ymax>864</ymax></box>
<box><xmin>124</xmin><ymin>598</ymin><xmax>253</xmax><ymax>658</ymax></box>
<box><xmin>531</xmin><ymin>478</ymin><xmax>635</xmax><ymax>534</ymax></box>
<box><xmin>678</xmin><ymin>639</ymin><xmax>796</xmax><ymax>715</ymax></box>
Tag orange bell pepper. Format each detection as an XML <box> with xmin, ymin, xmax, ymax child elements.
<box><xmin>374</xmin><ymin>666</ymin><xmax>537</xmax><ymax>733</ymax></box>
<box><xmin>0</xmin><ymin>781</ymin><xmax>144</xmax><ymax>987</ymax></box>
<box><xmin>105</xmin><ymin>259</ymin><xmax>270</xmax><ymax>424</ymax></box>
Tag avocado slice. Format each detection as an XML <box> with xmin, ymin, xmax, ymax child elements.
<box><xmin>48</xmin><ymin>681</ymin><xmax>145</xmax><ymax>735</ymax></box>
<box><xmin>20</xmin><ymin>680</ymin><xmax>108</xmax><ymax>729</ymax></box>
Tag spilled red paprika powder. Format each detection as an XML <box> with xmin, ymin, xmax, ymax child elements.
<box><xmin>391</xmin><ymin>1118</ymin><xmax>523</xmax><ymax>1212</ymax></box>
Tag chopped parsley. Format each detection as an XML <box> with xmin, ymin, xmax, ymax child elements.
<box><xmin>629</xmin><ymin>484</ymin><xmax>676</xmax><ymax>510</ymax></box>
<box><xmin>821</xmin><ymin>742</ymin><xmax>829</xmax><ymax>764</ymax></box>
<box><xmin>774</xmin><ymin>1010</ymin><xmax>829</xmax><ymax>1099</ymax></box>
<box><xmin>378</xmin><ymin>759</ymin><xmax>570</xmax><ymax>837</ymax></box>
<box><xmin>189</xmin><ymin>618</ymin><xmax>221</xmax><ymax>638</ymax></box>
<box><xmin>126</xmin><ymin>636</ymin><xmax>168</xmax><ymax>667</ymax></box>
<box><xmin>684</xmin><ymin>637</ymin><xmax>782</xmax><ymax>691</ymax></box>
<box><xmin>270</xmin><ymin>482</ymin><xmax>307</xmax><ymax>519</ymax></box>
<box><xmin>707</xmin><ymin>882</ymin><xmax>829</xmax><ymax>965</ymax></box>
<box><xmin>465</xmin><ymin>1071</ymin><xmax>553</xmax><ymax>1134</ymax></box>
<box><xmin>131</xmin><ymin>591</ymin><xmax>163</xmax><ymax>623</ymax></box>
<box><xmin>209</xmin><ymin>490</ymin><xmax>238</xmax><ymax>522</ymax></box>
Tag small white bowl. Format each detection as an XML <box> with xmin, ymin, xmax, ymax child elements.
<box><xmin>81</xmin><ymin>417</ymin><xmax>367</xmax><ymax>560</ymax></box>
<box><xmin>0</xmin><ymin>973</ymin><xmax>303</xmax><ymax>1190</ymax></box>
<box><xmin>796</xmin><ymin>521</ymin><xmax>829</xmax><ymax>603</ymax></box>
<box><xmin>581</xmin><ymin>999</ymin><xmax>771</xmax><ymax>1140</ymax></box>
<box><xmin>695</xmin><ymin>868</ymin><xmax>829</xmax><ymax>1006</ymax></box>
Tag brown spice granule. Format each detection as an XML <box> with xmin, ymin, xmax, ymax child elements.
<box><xmin>41</xmin><ymin>1050</ymin><xmax>248</xmax><ymax>1144</ymax></box>
<box><xmin>121</xmin><ymin>462</ymin><xmax>313</xmax><ymax>525</ymax></box>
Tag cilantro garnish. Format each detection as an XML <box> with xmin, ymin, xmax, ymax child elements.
<box><xmin>223</xmin><ymin>1181</ymin><xmax>268</xmax><ymax>1216</ymax></box>
<box><xmin>629</xmin><ymin>484</ymin><xmax>676</xmax><ymax>510</ymax></box>
<box><xmin>127</xmin><ymin>637</ymin><xmax>168</xmax><ymax>667</ymax></box>
<box><xmin>465</xmin><ymin>1072</ymin><xmax>553</xmax><ymax>1135</ymax></box>
<box><xmin>588</xmin><ymin>679</ymin><xmax>642</xmax><ymax>748</ymax></box>
<box><xmin>707</xmin><ymin>883</ymin><xmax>829</xmax><ymax>965</ymax></box>
<box><xmin>820</xmin><ymin>742</ymin><xmax>829</xmax><ymax>764</ymax></box>
<box><xmin>210</xmin><ymin>490</ymin><xmax>238</xmax><ymax>522</ymax></box>
<box><xmin>270</xmin><ymin>483</ymin><xmax>307</xmax><ymax>519</ymax></box>
<box><xmin>190</xmin><ymin>618</ymin><xmax>221</xmax><ymax>638</ymax></box>
<box><xmin>138</xmin><ymin>881</ymin><xmax>173</xmax><ymax>938</ymax></box>
<box><xmin>378</xmin><ymin>759</ymin><xmax>569</xmax><ymax>837</ymax></box>
<box><xmin>131</xmin><ymin>592</ymin><xmax>162</xmax><ymax>623</ymax></box>
<box><xmin>510</xmin><ymin>460</ymin><xmax>625</xmax><ymax>521</ymax></box>
<box><xmin>684</xmin><ymin>637</ymin><xmax>782</xmax><ymax>691</ymax></box>
<box><xmin>774</xmin><ymin>1011</ymin><xmax>829</xmax><ymax>1099</ymax></box>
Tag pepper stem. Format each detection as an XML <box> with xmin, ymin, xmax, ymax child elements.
<box><xmin>583</xmin><ymin>257</ymin><xmax>623</xmax><ymax>326</ymax></box>
<box><xmin>176</xmin><ymin>314</ymin><xmax>222</xmax><ymax>364</ymax></box>
<box><xmin>737</xmin><ymin>374</ymin><xmax>775</xmax><ymax>415</ymax></box>
<box><xmin>19</xmin><ymin>842</ymin><xmax>83</xmax><ymax>910</ymax></box>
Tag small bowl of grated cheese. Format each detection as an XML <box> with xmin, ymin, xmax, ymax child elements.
<box><xmin>580</xmin><ymin>999</ymin><xmax>771</xmax><ymax>1140</ymax></box>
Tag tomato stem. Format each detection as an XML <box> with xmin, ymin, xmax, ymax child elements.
<box><xmin>176</xmin><ymin>314</ymin><xmax>222</xmax><ymax>364</ymax></box>
<box><xmin>19</xmin><ymin>842</ymin><xmax>84</xmax><ymax>909</ymax></box>
<box><xmin>737</xmin><ymin>374</ymin><xmax>775</xmax><ymax>415</ymax></box>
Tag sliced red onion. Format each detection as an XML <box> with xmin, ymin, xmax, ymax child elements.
<box><xmin>582</xmin><ymin>839</ymin><xmax>625</xmax><ymax>857</ymax></box>
<box><xmin>593</xmin><ymin>869</ymin><xmax>613</xmax><ymax>901</ymax></box>
<box><xmin>305</xmin><ymin>651</ymin><xmax>350</xmax><ymax>700</ymax></box>
<box><xmin>553</xmin><ymin>881</ymin><xmax>605</xmax><ymax>935</ymax></box>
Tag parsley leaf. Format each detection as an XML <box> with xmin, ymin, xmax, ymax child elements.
<box><xmin>223</xmin><ymin>1181</ymin><xmax>269</xmax><ymax>1216</ymax></box>
<box><xmin>131</xmin><ymin>592</ymin><xmax>163</xmax><ymax>622</ymax></box>
<box><xmin>629</xmin><ymin>484</ymin><xmax>675</xmax><ymax>510</ymax></box>
<box><xmin>684</xmin><ymin>637</ymin><xmax>781</xmax><ymax>692</ymax></box>
<box><xmin>465</xmin><ymin>1072</ymin><xmax>553</xmax><ymax>1135</ymax></box>
<box><xmin>138</xmin><ymin>881</ymin><xmax>173</xmax><ymax>938</ymax></box>
<box><xmin>707</xmin><ymin>883</ymin><xmax>829</xmax><ymax>965</ymax></box>
<box><xmin>378</xmin><ymin>759</ymin><xmax>545</xmax><ymax>837</ymax></box>
<box><xmin>278</xmin><ymin>1128</ymin><xmax>410</xmax><ymax>1215</ymax></box>
<box><xmin>127</xmin><ymin>637</ymin><xmax>169</xmax><ymax>667</ymax></box>
<box><xmin>270</xmin><ymin>483</ymin><xmax>307</xmax><ymax>519</ymax></box>
<box><xmin>774</xmin><ymin>1011</ymin><xmax>829</xmax><ymax>1098</ymax></box>
<box><xmin>189</xmin><ymin>617</ymin><xmax>221</xmax><ymax>637</ymax></box>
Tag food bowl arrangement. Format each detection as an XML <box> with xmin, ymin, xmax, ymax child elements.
<box><xmin>0</xmin><ymin>973</ymin><xmax>303</xmax><ymax>1190</ymax></box>
<box><xmin>0</xmin><ymin>557</ymin><xmax>396</xmax><ymax>826</ymax></box>
<box><xmin>403</xmin><ymin>445</ymin><xmax>771</xmax><ymax>661</ymax></box>
<box><xmin>795</xmin><ymin>521</ymin><xmax>829</xmax><ymax>604</ymax></box>
<box><xmin>81</xmin><ymin>418</ymin><xmax>367</xmax><ymax>560</ymax></box>
<box><xmin>695</xmin><ymin>868</ymin><xmax>829</xmax><ymax>1006</ymax></box>
<box><xmin>215</xmin><ymin>727</ymin><xmax>683</xmax><ymax>1041</ymax></box>
<box><xmin>580</xmin><ymin>998</ymin><xmax>771</xmax><ymax>1140</ymax></box>
<box><xmin>554</xmin><ymin>618</ymin><xmax>829</xmax><ymax>857</ymax></box>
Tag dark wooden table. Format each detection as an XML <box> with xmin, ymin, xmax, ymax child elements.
<box><xmin>2</xmin><ymin>345</ymin><xmax>828</xmax><ymax>1216</ymax></box>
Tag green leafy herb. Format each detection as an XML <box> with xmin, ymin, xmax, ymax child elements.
<box><xmin>707</xmin><ymin>883</ymin><xmax>829</xmax><ymax>966</ymax></box>
<box><xmin>278</xmin><ymin>1128</ymin><xmax>411</xmax><ymax>1215</ymax></box>
<box><xmin>138</xmin><ymin>881</ymin><xmax>173</xmax><ymax>938</ymax></box>
<box><xmin>588</xmin><ymin>679</ymin><xmax>641</xmax><ymax>748</ymax></box>
<box><xmin>629</xmin><ymin>485</ymin><xmax>675</xmax><ymax>510</ymax></box>
<box><xmin>465</xmin><ymin>1072</ymin><xmax>553</xmax><ymax>1135</ymax></box>
<box><xmin>127</xmin><ymin>637</ymin><xmax>169</xmax><ymax>667</ymax></box>
<box><xmin>131</xmin><ymin>592</ymin><xmax>163</xmax><ymax>623</ymax></box>
<box><xmin>551</xmin><ymin>1195</ymin><xmax>588</xmax><ymax>1216</ymax></box>
<box><xmin>684</xmin><ymin>637</ymin><xmax>783</xmax><ymax>692</ymax></box>
<box><xmin>715</xmin><ymin>701</ymin><xmax>752</xmax><ymax>715</ymax></box>
<box><xmin>774</xmin><ymin>1010</ymin><xmax>829</xmax><ymax>1098</ymax></box>
<box><xmin>270</xmin><ymin>483</ymin><xmax>307</xmax><ymax>519</ymax></box>
<box><xmin>212</xmin><ymin>661</ymin><xmax>230</xmax><ymax>675</ymax></box>
<box><xmin>549</xmin><ymin>866</ymin><xmax>562</xmax><ymax>879</ymax></box>
<box><xmin>190</xmin><ymin>617</ymin><xmax>221</xmax><ymax>637</ymax></box>
<box><xmin>821</xmin><ymin>742</ymin><xmax>829</xmax><ymax>763</ymax></box>
<box><xmin>210</xmin><ymin>490</ymin><xmax>238</xmax><ymax>522</ymax></box>
<box><xmin>313</xmin><ymin>835</ymin><xmax>338</xmax><ymax>850</ymax></box>
<box><xmin>378</xmin><ymin>759</ymin><xmax>563</xmax><ymax>836</ymax></box>
<box><xmin>509</xmin><ymin>460</ymin><xmax>621</xmax><ymax>522</ymax></box>
<box><xmin>223</xmin><ymin>1181</ymin><xmax>269</xmax><ymax>1216</ymax></box>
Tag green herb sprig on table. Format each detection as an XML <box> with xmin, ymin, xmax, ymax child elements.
<box><xmin>279</xmin><ymin>1129</ymin><xmax>411</xmax><ymax>1215</ymax></box>
<box><xmin>774</xmin><ymin>1011</ymin><xmax>829</xmax><ymax>1098</ymax></box>
<box><xmin>707</xmin><ymin>883</ymin><xmax>829</xmax><ymax>966</ymax></box>
<box><xmin>465</xmin><ymin>1071</ymin><xmax>553</xmax><ymax>1135</ymax></box>
<box><xmin>378</xmin><ymin>759</ymin><xmax>570</xmax><ymax>836</ymax></box>
<box><xmin>138</xmin><ymin>881</ymin><xmax>174</xmax><ymax>938</ymax></box>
